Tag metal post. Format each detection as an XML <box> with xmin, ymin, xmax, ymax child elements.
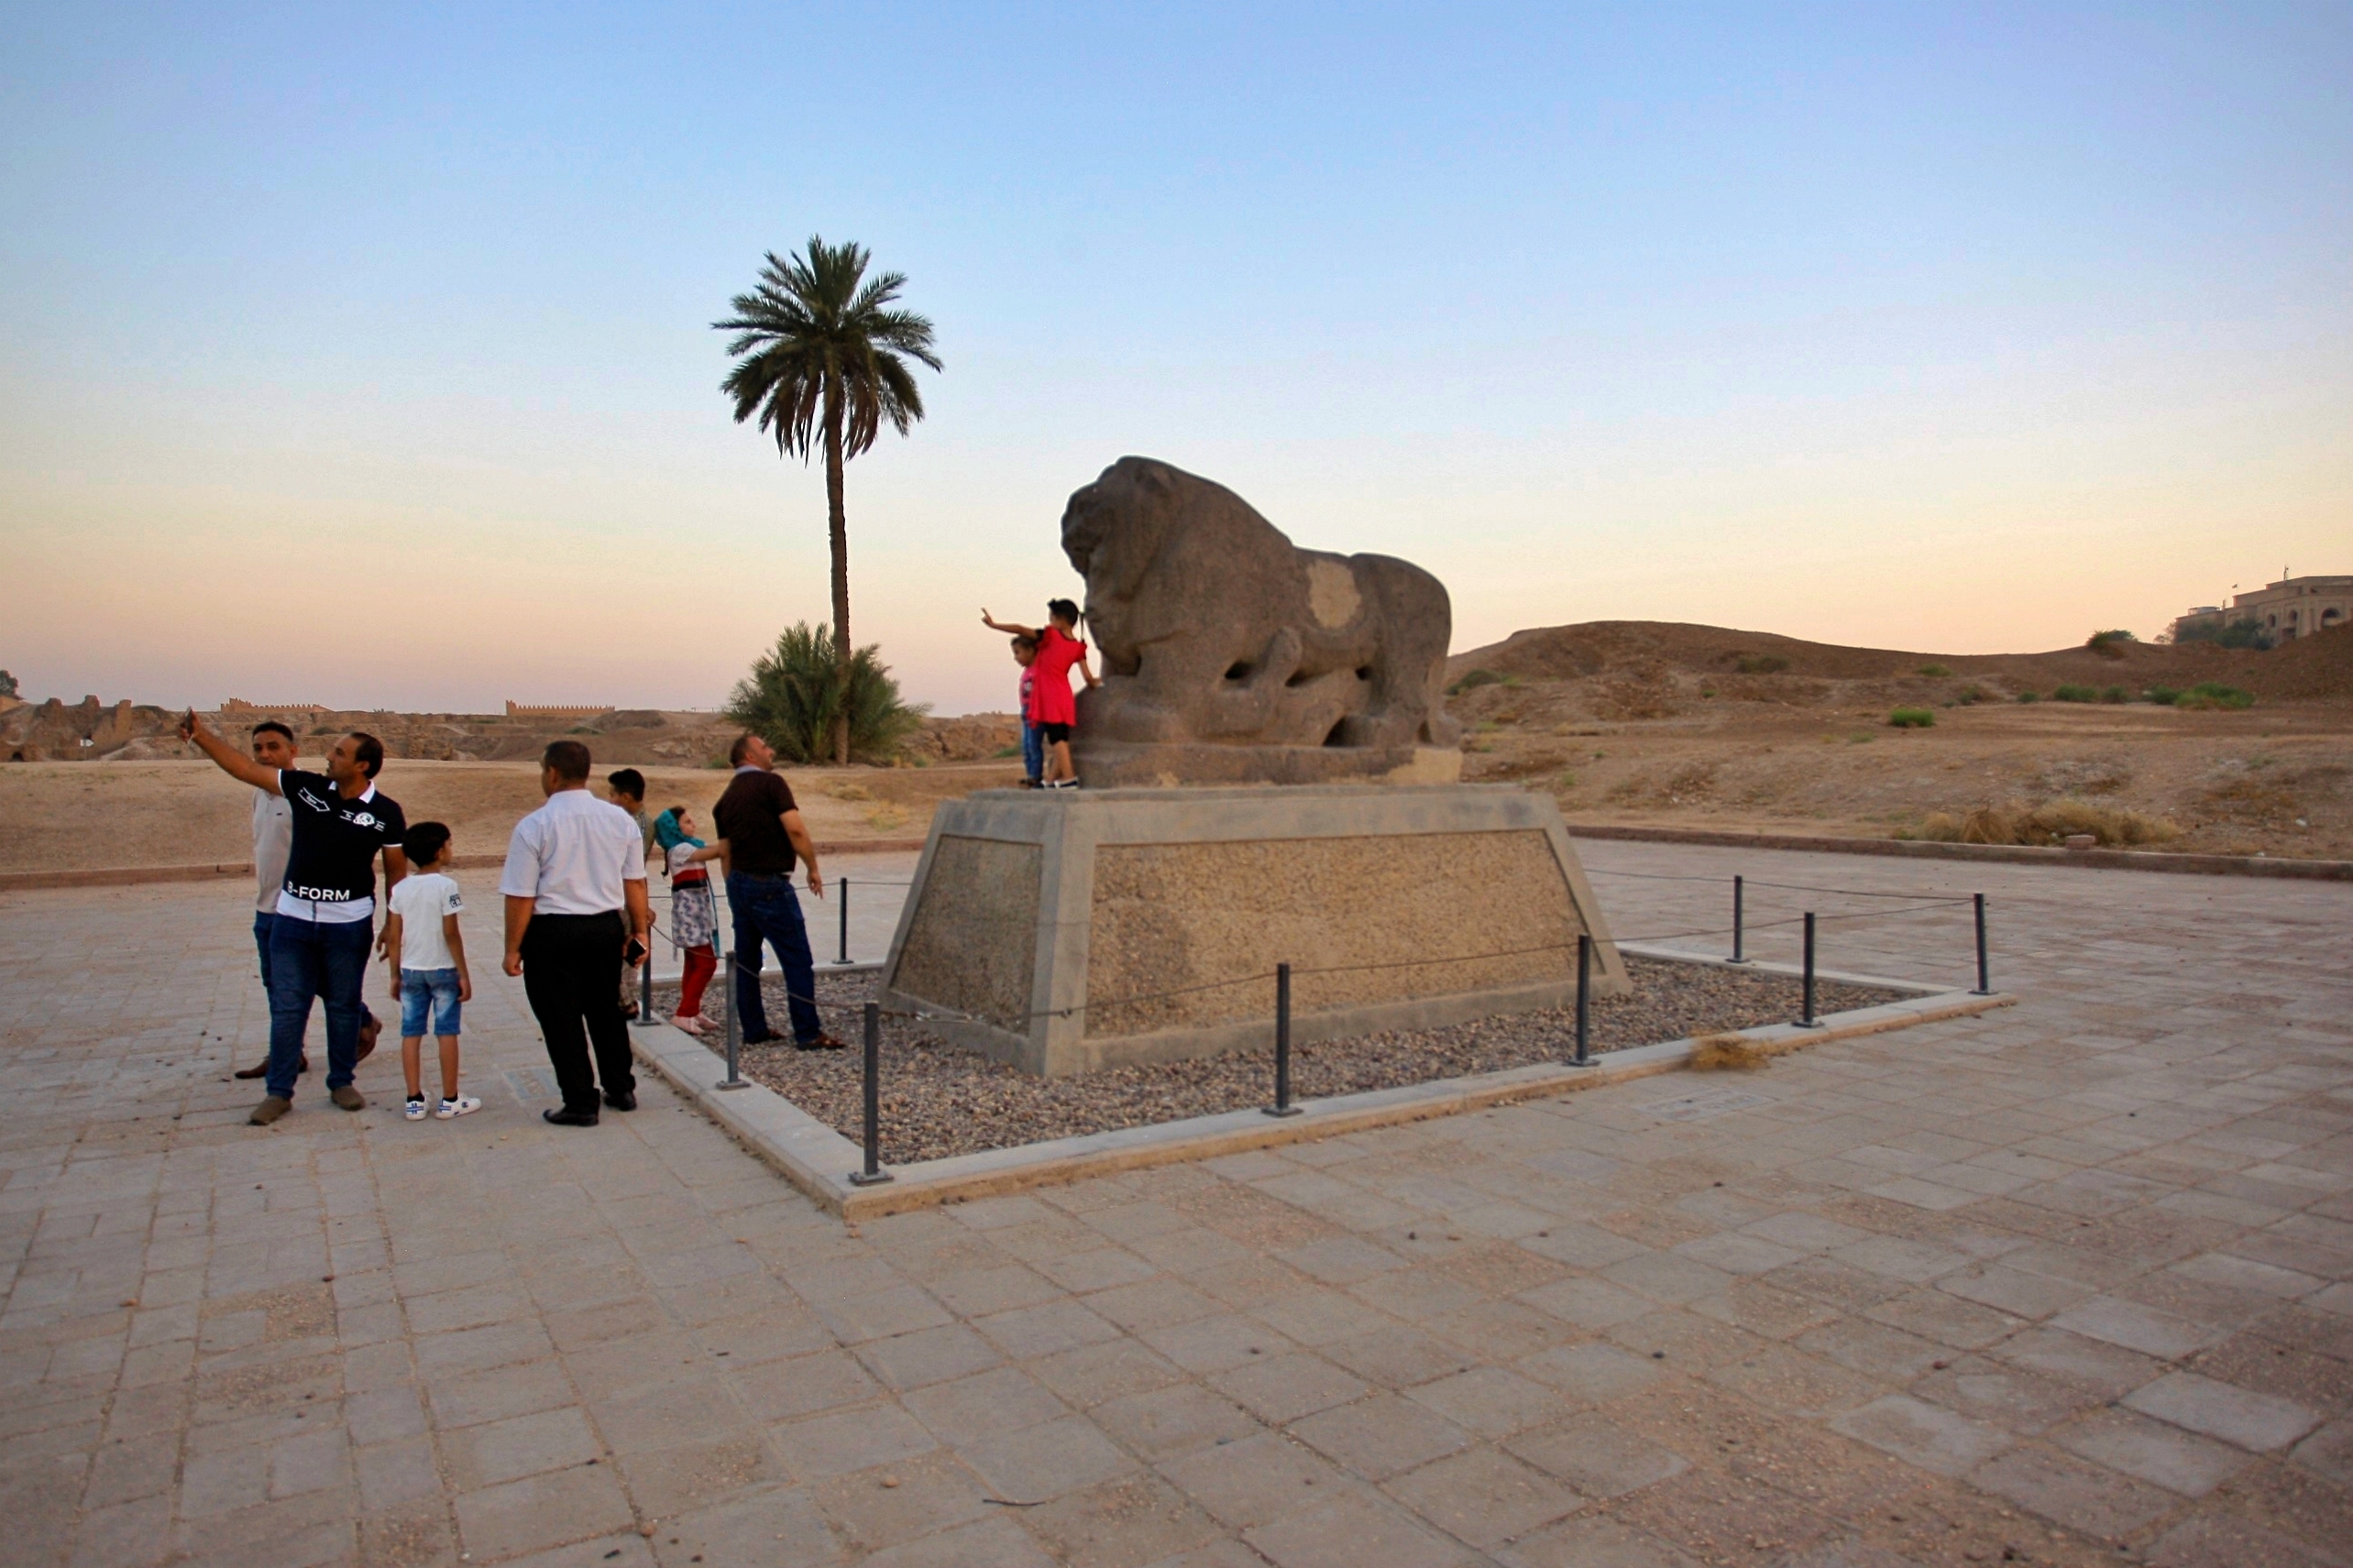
<box><xmin>717</xmin><ymin>951</ymin><xmax>748</xmax><ymax>1088</ymax></box>
<box><xmin>1730</xmin><ymin>875</ymin><xmax>1749</xmax><ymax>963</ymax></box>
<box><xmin>1264</xmin><ymin>963</ymin><xmax>1301</xmax><ymax>1117</ymax></box>
<box><xmin>1971</xmin><ymin>893</ymin><xmax>1991</xmax><ymax>994</ymax></box>
<box><xmin>1574</xmin><ymin>934</ymin><xmax>1591</xmax><ymax>1065</ymax></box>
<box><xmin>632</xmin><ymin>945</ymin><xmax>659</xmax><ymax>1027</ymax></box>
<box><xmin>850</xmin><ymin>1001</ymin><xmax>893</xmax><ymax>1184</ymax></box>
<box><xmin>1796</xmin><ymin>913</ymin><xmax>1823</xmax><ymax>1027</ymax></box>
<box><xmin>834</xmin><ymin>877</ymin><xmax>853</xmax><ymax>966</ymax></box>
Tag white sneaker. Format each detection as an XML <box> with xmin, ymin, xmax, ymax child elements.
<box><xmin>435</xmin><ymin>1096</ymin><xmax>481</xmax><ymax>1120</ymax></box>
<box><xmin>404</xmin><ymin>1098</ymin><xmax>427</xmax><ymax>1122</ymax></box>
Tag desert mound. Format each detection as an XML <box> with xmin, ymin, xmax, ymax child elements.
<box><xmin>1442</xmin><ymin>620</ymin><xmax>2351</xmax><ymax>861</ymax></box>
<box><xmin>1449</xmin><ymin>619</ymin><xmax>2352</xmax><ymax>703</ymax></box>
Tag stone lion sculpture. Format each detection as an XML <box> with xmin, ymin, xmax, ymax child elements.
<box><xmin>1061</xmin><ymin>457</ymin><xmax>1462</xmax><ymax>784</ymax></box>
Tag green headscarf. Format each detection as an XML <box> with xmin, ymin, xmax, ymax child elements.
<box><xmin>653</xmin><ymin>808</ymin><xmax>700</xmax><ymax>853</ymax></box>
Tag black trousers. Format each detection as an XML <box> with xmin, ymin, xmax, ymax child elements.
<box><xmin>520</xmin><ymin>912</ymin><xmax>635</xmax><ymax>1113</ymax></box>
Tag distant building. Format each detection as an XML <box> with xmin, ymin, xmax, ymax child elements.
<box><xmin>2172</xmin><ymin>575</ymin><xmax>2351</xmax><ymax>643</ymax></box>
<box><xmin>219</xmin><ymin>698</ymin><xmax>329</xmax><ymax>714</ymax></box>
<box><xmin>505</xmin><ymin>701</ymin><xmax>611</xmax><ymax>720</ymax></box>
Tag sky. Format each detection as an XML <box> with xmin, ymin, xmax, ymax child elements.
<box><xmin>4</xmin><ymin>3</ymin><xmax>2348</xmax><ymax>717</ymax></box>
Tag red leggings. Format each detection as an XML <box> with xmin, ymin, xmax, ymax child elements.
<box><xmin>679</xmin><ymin>945</ymin><xmax>718</xmax><ymax>1017</ymax></box>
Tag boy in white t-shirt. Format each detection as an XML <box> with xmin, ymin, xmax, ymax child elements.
<box><xmin>383</xmin><ymin>822</ymin><xmax>479</xmax><ymax>1121</ymax></box>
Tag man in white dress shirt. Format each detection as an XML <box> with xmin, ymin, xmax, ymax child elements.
<box><xmin>501</xmin><ymin>740</ymin><xmax>653</xmax><ymax>1127</ymax></box>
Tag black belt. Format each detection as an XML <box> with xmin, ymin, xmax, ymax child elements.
<box><xmin>732</xmin><ymin>869</ymin><xmax>795</xmax><ymax>882</ymax></box>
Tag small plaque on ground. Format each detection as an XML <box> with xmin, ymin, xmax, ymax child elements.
<box><xmin>502</xmin><ymin>1067</ymin><xmax>560</xmax><ymax>1104</ymax></box>
<box><xmin>1643</xmin><ymin>1088</ymin><xmax>1775</xmax><ymax>1123</ymax></box>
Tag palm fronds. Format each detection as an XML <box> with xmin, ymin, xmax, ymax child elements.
<box><xmin>724</xmin><ymin>623</ymin><xmax>930</xmax><ymax>765</ymax></box>
<box><xmin>714</xmin><ymin>236</ymin><xmax>941</xmax><ymax>462</ymax></box>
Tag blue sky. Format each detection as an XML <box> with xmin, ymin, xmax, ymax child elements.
<box><xmin>5</xmin><ymin>3</ymin><xmax>2348</xmax><ymax>714</ymax></box>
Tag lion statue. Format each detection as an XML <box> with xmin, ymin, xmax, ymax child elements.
<box><xmin>1061</xmin><ymin>458</ymin><xmax>1462</xmax><ymax>784</ymax></box>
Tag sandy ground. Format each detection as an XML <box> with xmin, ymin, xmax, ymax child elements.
<box><xmin>6</xmin><ymin>619</ymin><xmax>2348</xmax><ymax>873</ymax></box>
<box><xmin>6</xmin><ymin>704</ymin><xmax>2348</xmax><ymax>874</ymax></box>
<box><xmin>1441</xmin><ymin>619</ymin><xmax>2353</xmax><ymax>860</ymax></box>
<box><xmin>0</xmin><ymin>757</ymin><xmax>1022</xmax><ymax>874</ymax></box>
<box><xmin>1458</xmin><ymin>685</ymin><xmax>2353</xmax><ymax>860</ymax></box>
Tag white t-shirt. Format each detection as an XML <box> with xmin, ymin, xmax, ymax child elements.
<box><xmin>387</xmin><ymin>872</ymin><xmax>465</xmax><ymax>970</ymax></box>
<box><xmin>499</xmin><ymin>787</ymin><xmax>647</xmax><ymax>916</ymax></box>
<box><xmin>252</xmin><ymin>788</ymin><xmax>292</xmax><ymax>916</ymax></box>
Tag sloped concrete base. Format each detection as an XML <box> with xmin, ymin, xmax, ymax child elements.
<box><xmin>878</xmin><ymin>784</ymin><xmax>1631</xmax><ymax>1077</ymax></box>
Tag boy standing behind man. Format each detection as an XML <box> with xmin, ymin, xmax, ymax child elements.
<box><xmin>383</xmin><ymin>822</ymin><xmax>480</xmax><ymax>1121</ymax></box>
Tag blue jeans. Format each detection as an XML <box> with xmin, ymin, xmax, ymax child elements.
<box><xmin>727</xmin><ymin>872</ymin><xmax>821</xmax><ymax>1043</ymax></box>
<box><xmin>252</xmin><ymin>911</ymin><xmax>278</xmax><ymax>994</ymax></box>
<box><xmin>266</xmin><ymin>916</ymin><xmax>372</xmax><ymax>1099</ymax></box>
<box><xmin>398</xmin><ymin>968</ymin><xmax>463</xmax><ymax>1037</ymax></box>
<box><xmin>1021</xmin><ymin>721</ymin><xmax>1044</xmax><ymax>783</ymax></box>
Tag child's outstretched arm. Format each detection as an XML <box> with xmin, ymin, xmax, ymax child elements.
<box><xmin>382</xmin><ymin>914</ymin><xmax>404</xmax><ymax>1000</ymax></box>
<box><xmin>981</xmin><ymin>608</ymin><xmax>1039</xmax><ymax>638</ymax></box>
<box><xmin>445</xmin><ymin>914</ymin><xmax>471</xmax><ymax>1003</ymax></box>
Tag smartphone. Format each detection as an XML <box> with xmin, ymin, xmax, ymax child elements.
<box><xmin>625</xmin><ymin>938</ymin><xmax>648</xmax><ymax>967</ymax></box>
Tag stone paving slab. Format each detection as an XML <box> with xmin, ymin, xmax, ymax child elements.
<box><xmin>1</xmin><ymin>842</ymin><xmax>2348</xmax><ymax>1567</ymax></box>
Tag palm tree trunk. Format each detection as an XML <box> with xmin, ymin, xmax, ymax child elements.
<box><xmin>824</xmin><ymin>406</ymin><xmax>852</xmax><ymax>766</ymax></box>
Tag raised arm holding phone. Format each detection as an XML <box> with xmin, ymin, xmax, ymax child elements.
<box><xmin>181</xmin><ymin>709</ymin><xmax>406</xmax><ymax>1125</ymax></box>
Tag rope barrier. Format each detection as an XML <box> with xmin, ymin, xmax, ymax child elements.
<box><xmin>638</xmin><ymin>856</ymin><xmax>1999</xmax><ymax>1179</ymax></box>
<box><xmin>1583</xmin><ymin>865</ymin><xmax>1977</xmax><ymax>903</ymax></box>
<box><xmin>659</xmin><ymin>893</ymin><xmax>1974</xmax><ymax>1035</ymax></box>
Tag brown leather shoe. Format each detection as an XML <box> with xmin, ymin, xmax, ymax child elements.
<box><xmin>795</xmin><ymin>1034</ymin><xmax>847</xmax><ymax>1052</ymax></box>
<box><xmin>331</xmin><ymin>1085</ymin><xmax>366</xmax><ymax>1112</ymax></box>
<box><xmin>357</xmin><ymin>1012</ymin><xmax>381</xmax><ymax>1064</ymax></box>
<box><xmin>250</xmin><ymin>1096</ymin><xmax>291</xmax><ymax>1125</ymax></box>
<box><xmin>243</xmin><ymin>1052</ymin><xmax>311</xmax><ymax>1077</ymax></box>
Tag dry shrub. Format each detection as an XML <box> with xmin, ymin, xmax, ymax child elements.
<box><xmin>1479</xmin><ymin>749</ymin><xmax>1568</xmax><ymax>782</ymax></box>
<box><xmin>1911</xmin><ymin>799</ymin><xmax>2182</xmax><ymax>847</ymax></box>
<box><xmin>1691</xmin><ymin>1034</ymin><xmax>1770</xmax><ymax>1071</ymax></box>
<box><xmin>1603</xmin><ymin>762</ymin><xmax>1717</xmax><ymax>806</ymax></box>
<box><xmin>2199</xmin><ymin>777</ymin><xmax>2302</xmax><ymax>823</ymax></box>
<box><xmin>1591</xmin><ymin>674</ymin><xmax>1680</xmax><ymax>720</ymax></box>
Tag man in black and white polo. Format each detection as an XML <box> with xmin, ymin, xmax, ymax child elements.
<box><xmin>182</xmin><ymin>710</ymin><xmax>408</xmax><ymax>1124</ymax></box>
<box><xmin>501</xmin><ymin>740</ymin><xmax>652</xmax><ymax>1126</ymax></box>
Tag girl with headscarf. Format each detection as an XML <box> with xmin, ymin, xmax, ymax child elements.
<box><xmin>654</xmin><ymin>806</ymin><xmax>723</xmax><ymax>1034</ymax></box>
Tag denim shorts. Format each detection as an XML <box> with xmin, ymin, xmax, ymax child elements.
<box><xmin>398</xmin><ymin>968</ymin><xmax>463</xmax><ymax>1037</ymax></box>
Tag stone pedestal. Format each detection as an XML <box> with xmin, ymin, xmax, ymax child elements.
<box><xmin>1072</xmin><ymin>740</ymin><xmax>1464</xmax><ymax>789</ymax></box>
<box><xmin>878</xmin><ymin>784</ymin><xmax>1628</xmax><ymax>1078</ymax></box>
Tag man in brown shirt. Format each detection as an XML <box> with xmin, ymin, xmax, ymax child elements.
<box><xmin>712</xmin><ymin>734</ymin><xmax>840</xmax><ymax>1047</ymax></box>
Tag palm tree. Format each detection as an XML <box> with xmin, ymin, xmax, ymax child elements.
<box><xmin>715</xmin><ymin>236</ymin><xmax>941</xmax><ymax>762</ymax></box>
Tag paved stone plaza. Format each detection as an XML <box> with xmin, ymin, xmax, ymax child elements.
<box><xmin>2</xmin><ymin>844</ymin><xmax>2348</xmax><ymax>1567</ymax></box>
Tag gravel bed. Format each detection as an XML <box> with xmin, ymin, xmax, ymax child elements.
<box><xmin>651</xmin><ymin>957</ymin><xmax>1906</xmax><ymax>1166</ymax></box>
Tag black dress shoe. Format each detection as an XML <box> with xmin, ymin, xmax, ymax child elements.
<box><xmin>541</xmin><ymin>1107</ymin><xmax>599</xmax><ymax>1127</ymax></box>
<box><xmin>601</xmin><ymin>1091</ymin><xmax>636</xmax><ymax>1113</ymax></box>
<box><xmin>796</xmin><ymin>1034</ymin><xmax>846</xmax><ymax>1051</ymax></box>
<box><xmin>742</xmin><ymin>1031</ymin><xmax>786</xmax><ymax>1047</ymax></box>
